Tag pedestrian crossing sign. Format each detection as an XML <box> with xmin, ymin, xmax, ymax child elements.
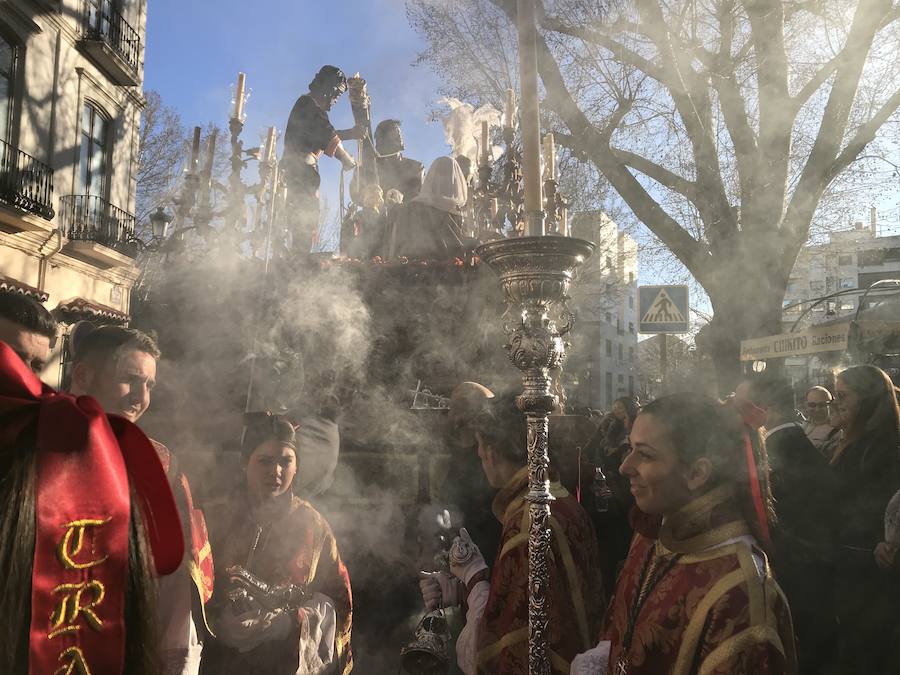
<box><xmin>638</xmin><ymin>285</ymin><xmax>690</xmax><ymax>334</ymax></box>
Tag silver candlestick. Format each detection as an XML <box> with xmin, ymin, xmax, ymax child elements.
<box><xmin>477</xmin><ymin>235</ymin><xmax>594</xmax><ymax>674</ymax></box>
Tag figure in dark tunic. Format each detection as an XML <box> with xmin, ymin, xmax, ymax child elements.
<box><xmin>282</xmin><ymin>66</ymin><xmax>361</xmax><ymax>256</ymax></box>
<box><xmin>374</xmin><ymin>119</ymin><xmax>424</xmax><ymax>203</ymax></box>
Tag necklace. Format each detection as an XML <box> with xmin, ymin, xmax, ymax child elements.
<box><xmin>615</xmin><ymin>543</ymin><xmax>681</xmax><ymax>675</ymax></box>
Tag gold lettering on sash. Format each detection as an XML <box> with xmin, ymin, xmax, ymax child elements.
<box><xmin>57</xmin><ymin>518</ymin><xmax>110</xmax><ymax>570</ymax></box>
<box><xmin>48</xmin><ymin>580</ymin><xmax>105</xmax><ymax>639</ymax></box>
<box><xmin>54</xmin><ymin>646</ymin><xmax>93</xmax><ymax>675</ymax></box>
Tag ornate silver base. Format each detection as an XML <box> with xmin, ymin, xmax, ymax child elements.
<box><xmin>477</xmin><ymin>236</ymin><xmax>594</xmax><ymax>675</ymax></box>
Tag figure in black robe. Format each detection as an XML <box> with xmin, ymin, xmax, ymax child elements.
<box><xmin>282</xmin><ymin>66</ymin><xmax>360</xmax><ymax>256</ymax></box>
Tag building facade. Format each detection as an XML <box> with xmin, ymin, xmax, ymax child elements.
<box><xmin>0</xmin><ymin>0</ymin><xmax>145</xmax><ymax>386</ymax></box>
<box><xmin>567</xmin><ymin>211</ymin><xmax>639</xmax><ymax>410</ymax></box>
<box><xmin>776</xmin><ymin>214</ymin><xmax>900</xmax><ymax>385</ymax></box>
<box><xmin>783</xmin><ymin>214</ymin><xmax>900</xmax><ymax>326</ymax></box>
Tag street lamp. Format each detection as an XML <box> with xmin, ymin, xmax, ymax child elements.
<box><xmin>149</xmin><ymin>206</ymin><xmax>173</xmax><ymax>241</ymax></box>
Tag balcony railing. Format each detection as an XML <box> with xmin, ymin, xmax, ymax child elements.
<box><xmin>81</xmin><ymin>0</ymin><xmax>141</xmax><ymax>80</ymax></box>
<box><xmin>0</xmin><ymin>139</ymin><xmax>54</xmax><ymax>220</ymax></box>
<box><xmin>60</xmin><ymin>194</ymin><xmax>137</xmax><ymax>257</ymax></box>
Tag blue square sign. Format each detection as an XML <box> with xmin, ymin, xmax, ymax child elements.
<box><xmin>638</xmin><ymin>285</ymin><xmax>690</xmax><ymax>334</ymax></box>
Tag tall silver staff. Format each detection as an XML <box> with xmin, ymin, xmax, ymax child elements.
<box><xmin>476</xmin><ymin>2</ymin><xmax>595</xmax><ymax>673</ymax></box>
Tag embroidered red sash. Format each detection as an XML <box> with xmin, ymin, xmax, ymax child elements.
<box><xmin>0</xmin><ymin>340</ymin><xmax>183</xmax><ymax>674</ymax></box>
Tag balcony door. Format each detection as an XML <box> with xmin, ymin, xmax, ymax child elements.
<box><xmin>86</xmin><ymin>0</ymin><xmax>124</xmax><ymax>44</ymax></box>
<box><xmin>78</xmin><ymin>102</ymin><xmax>112</xmax><ymax>243</ymax></box>
<box><xmin>80</xmin><ymin>102</ymin><xmax>108</xmax><ymax>199</ymax></box>
<box><xmin>0</xmin><ymin>34</ymin><xmax>14</xmax><ymax>143</ymax></box>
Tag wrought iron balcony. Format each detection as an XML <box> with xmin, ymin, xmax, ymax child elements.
<box><xmin>80</xmin><ymin>0</ymin><xmax>142</xmax><ymax>86</ymax></box>
<box><xmin>0</xmin><ymin>139</ymin><xmax>54</xmax><ymax>220</ymax></box>
<box><xmin>60</xmin><ymin>194</ymin><xmax>137</xmax><ymax>258</ymax></box>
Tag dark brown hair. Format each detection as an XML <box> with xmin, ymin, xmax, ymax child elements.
<box><xmin>832</xmin><ymin>365</ymin><xmax>900</xmax><ymax>464</ymax></box>
<box><xmin>0</xmin><ymin>436</ymin><xmax>159</xmax><ymax>673</ymax></box>
<box><xmin>640</xmin><ymin>393</ymin><xmax>775</xmax><ymax>547</ymax></box>
<box><xmin>72</xmin><ymin>325</ymin><xmax>161</xmax><ymax>365</ymax></box>
<box><xmin>0</xmin><ymin>290</ymin><xmax>57</xmax><ymax>339</ymax></box>
<box><xmin>240</xmin><ymin>411</ymin><xmax>298</xmax><ymax>463</ymax></box>
<box><xmin>470</xmin><ymin>393</ymin><xmax>527</xmax><ymax>464</ymax></box>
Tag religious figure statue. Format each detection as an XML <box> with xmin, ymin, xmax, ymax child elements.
<box><xmin>375</xmin><ymin>119</ymin><xmax>424</xmax><ymax>203</ymax></box>
<box><xmin>281</xmin><ymin>65</ymin><xmax>362</xmax><ymax>257</ymax></box>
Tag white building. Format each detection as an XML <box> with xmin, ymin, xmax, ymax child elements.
<box><xmin>774</xmin><ymin>213</ymin><xmax>900</xmax><ymax>385</ymax></box>
<box><xmin>783</xmin><ymin>213</ymin><xmax>900</xmax><ymax>327</ymax></box>
<box><xmin>0</xmin><ymin>0</ymin><xmax>146</xmax><ymax>386</ymax></box>
<box><xmin>567</xmin><ymin>211</ymin><xmax>639</xmax><ymax>410</ymax></box>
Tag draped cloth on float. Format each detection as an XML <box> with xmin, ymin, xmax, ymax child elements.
<box><xmin>602</xmin><ymin>485</ymin><xmax>798</xmax><ymax>675</ymax></box>
<box><xmin>203</xmin><ymin>492</ymin><xmax>352</xmax><ymax>675</ymax></box>
<box><xmin>474</xmin><ymin>467</ymin><xmax>603</xmax><ymax>674</ymax></box>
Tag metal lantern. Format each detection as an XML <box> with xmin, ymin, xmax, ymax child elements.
<box><xmin>149</xmin><ymin>206</ymin><xmax>173</xmax><ymax>240</ymax></box>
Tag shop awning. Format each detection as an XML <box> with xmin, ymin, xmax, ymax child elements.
<box><xmin>55</xmin><ymin>297</ymin><xmax>129</xmax><ymax>326</ymax></box>
<box><xmin>0</xmin><ymin>275</ymin><xmax>49</xmax><ymax>302</ymax></box>
<box><xmin>740</xmin><ymin>320</ymin><xmax>900</xmax><ymax>361</ymax></box>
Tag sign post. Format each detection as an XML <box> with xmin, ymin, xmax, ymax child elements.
<box><xmin>638</xmin><ymin>285</ymin><xmax>690</xmax><ymax>392</ymax></box>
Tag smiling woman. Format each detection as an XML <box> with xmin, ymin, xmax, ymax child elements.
<box><xmin>578</xmin><ymin>394</ymin><xmax>797</xmax><ymax>675</ymax></box>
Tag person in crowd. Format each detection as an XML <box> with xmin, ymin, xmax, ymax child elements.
<box><xmin>0</xmin><ymin>339</ymin><xmax>183</xmax><ymax>674</ymax></box>
<box><xmin>574</xmin><ymin>393</ymin><xmax>796</xmax><ymax>674</ymax></box>
<box><xmin>69</xmin><ymin>325</ymin><xmax>213</xmax><ymax>675</ymax></box>
<box><xmin>802</xmin><ymin>385</ymin><xmax>839</xmax><ymax>453</ymax></box>
<box><xmin>387</xmin><ymin>155</ymin><xmax>471</xmax><ymax>260</ymax></box>
<box><xmin>0</xmin><ymin>290</ymin><xmax>56</xmax><ymax>375</ymax></box>
<box><xmin>440</xmin><ymin>381</ymin><xmax>503</xmax><ymax>566</ymax></box>
<box><xmin>584</xmin><ymin>395</ymin><xmax>639</xmax><ymax>585</ymax></box>
<box><xmin>597</xmin><ymin>396</ymin><xmax>638</xmax><ymax>456</ymax></box>
<box><xmin>880</xmin><ymin>487</ymin><xmax>900</xmax><ymax>570</ymax></box>
<box><xmin>419</xmin><ymin>394</ymin><xmax>603</xmax><ymax>674</ymax></box>
<box><xmin>829</xmin><ymin>364</ymin><xmax>900</xmax><ymax>673</ymax></box>
<box><xmin>202</xmin><ymin>412</ymin><xmax>352</xmax><ymax>675</ymax></box>
<box><xmin>375</xmin><ymin>119</ymin><xmax>424</xmax><ymax>202</ymax></box>
<box><xmin>737</xmin><ymin>374</ymin><xmax>838</xmax><ymax>675</ymax></box>
<box><xmin>282</xmin><ymin>65</ymin><xmax>362</xmax><ymax>255</ymax></box>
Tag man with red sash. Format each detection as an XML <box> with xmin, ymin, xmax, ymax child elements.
<box><xmin>420</xmin><ymin>394</ymin><xmax>603</xmax><ymax>674</ymax></box>
<box><xmin>68</xmin><ymin>325</ymin><xmax>214</xmax><ymax>675</ymax></box>
<box><xmin>0</xmin><ymin>339</ymin><xmax>183</xmax><ymax>674</ymax></box>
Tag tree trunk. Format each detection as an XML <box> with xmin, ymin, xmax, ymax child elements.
<box><xmin>701</xmin><ymin>255</ymin><xmax>786</xmax><ymax>395</ymax></box>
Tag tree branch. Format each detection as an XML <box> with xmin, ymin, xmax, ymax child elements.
<box><xmin>828</xmin><ymin>87</ymin><xmax>900</xmax><ymax>180</ymax></box>
<box><xmin>610</xmin><ymin>148</ymin><xmax>699</xmax><ymax>201</ymax></box>
<box><xmin>786</xmin><ymin>0</ymin><xmax>894</xmax><ymax>244</ymax></box>
<box><xmin>540</xmin><ymin>17</ymin><xmax>672</xmax><ymax>88</ymax></box>
<box><xmin>492</xmin><ymin>0</ymin><xmax>711</xmax><ymax>276</ymax></box>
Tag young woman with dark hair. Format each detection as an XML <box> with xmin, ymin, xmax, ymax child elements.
<box><xmin>201</xmin><ymin>412</ymin><xmax>353</xmax><ymax>675</ymax></box>
<box><xmin>829</xmin><ymin>365</ymin><xmax>900</xmax><ymax>672</ymax></box>
<box><xmin>573</xmin><ymin>393</ymin><xmax>796</xmax><ymax>675</ymax></box>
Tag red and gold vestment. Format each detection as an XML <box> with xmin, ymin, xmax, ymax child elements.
<box><xmin>203</xmin><ymin>492</ymin><xmax>352</xmax><ymax>675</ymax></box>
<box><xmin>603</xmin><ymin>485</ymin><xmax>797</xmax><ymax>675</ymax></box>
<box><xmin>475</xmin><ymin>467</ymin><xmax>604</xmax><ymax>674</ymax></box>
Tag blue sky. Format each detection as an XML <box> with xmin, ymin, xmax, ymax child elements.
<box><xmin>140</xmin><ymin>0</ymin><xmax>709</xmax><ymax>321</ymax></box>
<box><xmin>144</xmin><ymin>0</ymin><xmax>451</xmax><ymax>217</ymax></box>
<box><xmin>143</xmin><ymin>0</ymin><xmax>900</xmax><ymax>331</ymax></box>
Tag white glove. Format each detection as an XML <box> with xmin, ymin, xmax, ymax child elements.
<box><xmin>334</xmin><ymin>144</ymin><xmax>357</xmax><ymax>171</ymax></box>
<box><xmin>418</xmin><ymin>571</ymin><xmax>461</xmax><ymax>610</ymax></box>
<box><xmin>218</xmin><ymin>605</ymin><xmax>295</xmax><ymax>653</ymax></box>
<box><xmin>570</xmin><ymin>641</ymin><xmax>611</xmax><ymax>675</ymax></box>
<box><xmin>449</xmin><ymin>528</ymin><xmax>488</xmax><ymax>585</ymax></box>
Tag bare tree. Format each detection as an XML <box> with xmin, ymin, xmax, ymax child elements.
<box><xmin>135</xmin><ymin>90</ymin><xmax>186</xmax><ymax>236</ymax></box>
<box><xmin>408</xmin><ymin>0</ymin><xmax>900</xmax><ymax>388</ymax></box>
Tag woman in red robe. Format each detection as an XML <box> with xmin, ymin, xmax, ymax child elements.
<box><xmin>575</xmin><ymin>393</ymin><xmax>797</xmax><ymax>675</ymax></box>
<box><xmin>201</xmin><ymin>413</ymin><xmax>352</xmax><ymax>674</ymax></box>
